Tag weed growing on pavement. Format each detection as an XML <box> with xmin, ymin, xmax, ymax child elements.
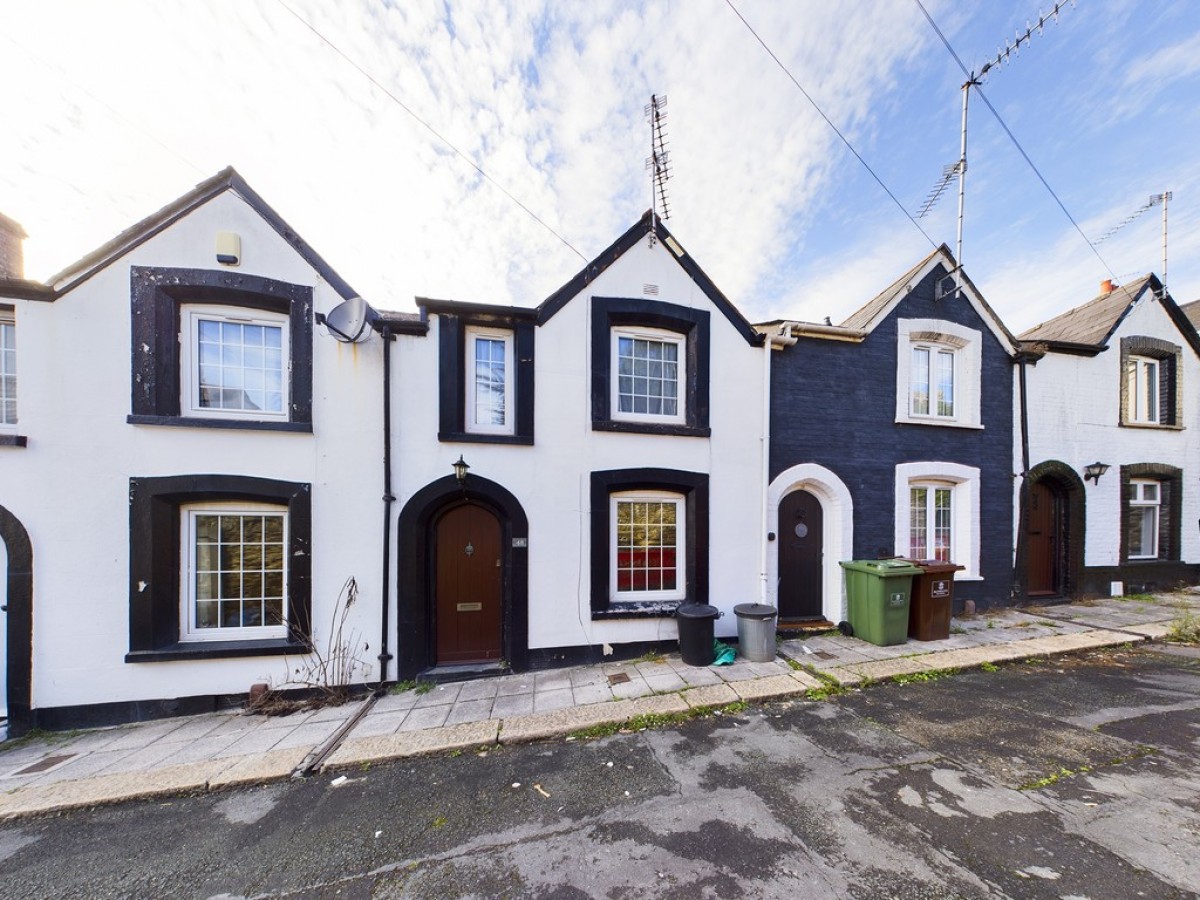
<box><xmin>566</xmin><ymin>702</ymin><xmax>750</xmax><ymax>740</ymax></box>
<box><xmin>986</xmin><ymin>619</ymin><xmax>996</xmax><ymax>629</ymax></box>
<box><xmin>431</xmin><ymin>815</ymin><xmax>448</xmax><ymax>828</ymax></box>
<box><xmin>949</xmin><ymin>624</ymin><xmax>968</xmax><ymax>635</ymax></box>
<box><xmin>0</xmin><ymin>727</ymin><xmax>72</xmax><ymax>754</ymax></box>
<box><xmin>390</xmin><ymin>680</ymin><xmax>419</xmax><ymax>694</ymax></box>
<box><xmin>1019</xmin><ymin>746</ymin><xmax>1157</xmax><ymax>790</ymax></box>
<box><xmin>634</xmin><ymin>650</ymin><xmax>666</xmax><ymax>665</ymax></box>
<box><xmin>1166</xmin><ymin>607</ymin><xmax>1200</xmax><ymax>644</ymax></box>
<box><xmin>414</xmin><ymin>682</ymin><xmax>435</xmax><ymax>695</ymax></box>
<box><xmin>892</xmin><ymin>668</ymin><xmax>956</xmax><ymax>685</ymax></box>
<box><xmin>1115</xmin><ymin>593</ymin><xmax>1155</xmax><ymax>603</ymax></box>
<box><xmin>979</xmin><ymin>662</ymin><xmax>1000</xmax><ymax>673</ymax></box>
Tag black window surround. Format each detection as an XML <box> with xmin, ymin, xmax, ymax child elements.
<box><xmin>128</xmin><ymin>266</ymin><xmax>313</xmax><ymax>432</ymax></box>
<box><xmin>1120</xmin><ymin>463</ymin><xmax>1181</xmax><ymax>564</ymax></box>
<box><xmin>590</xmin><ymin>468</ymin><xmax>708</xmax><ymax>619</ymax></box>
<box><xmin>591</xmin><ymin>297</ymin><xmax>710</xmax><ymax>437</ymax></box>
<box><xmin>126</xmin><ymin>474</ymin><xmax>312</xmax><ymax>662</ymax></box>
<box><xmin>436</xmin><ymin>313</ymin><xmax>535</xmax><ymax>445</ymax></box>
<box><xmin>1119</xmin><ymin>336</ymin><xmax>1182</xmax><ymax>430</ymax></box>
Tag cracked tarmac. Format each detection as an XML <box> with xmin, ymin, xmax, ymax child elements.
<box><xmin>0</xmin><ymin>645</ymin><xmax>1197</xmax><ymax>898</ymax></box>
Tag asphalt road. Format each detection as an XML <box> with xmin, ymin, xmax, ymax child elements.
<box><xmin>1</xmin><ymin>645</ymin><xmax>1198</xmax><ymax>899</ymax></box>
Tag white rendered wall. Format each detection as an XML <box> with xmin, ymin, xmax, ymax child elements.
<box><xmin>1023</xmin><ymin>294</ymin><xmax>1200</xmax><ymax>569</ymax></box>
<box><xmin>392</xmin><ymin>236</ymin><xmax>768</xmax><ymax>646</ymax></box>
<box><xmin>1</xmin><ymin>190</ymin><xmax>390</xmax><ymax>709</ymax></box>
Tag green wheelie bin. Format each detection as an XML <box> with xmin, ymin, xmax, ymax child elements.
<box><xmin>839</xmin><ymin>559</ymin><xmax>923</xmax><ymax>646</ymax></box>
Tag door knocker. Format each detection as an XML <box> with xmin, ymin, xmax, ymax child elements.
<box><xmin>465</xmin><ymin>541</ymin><xmax>475</xmax><ymax>557</ymax></box>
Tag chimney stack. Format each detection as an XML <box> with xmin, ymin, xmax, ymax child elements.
<box><xmin>1100</xmin><ymin>278</ymin><xmax>1114</xmax><ymax>294</ymax></box>
<box><xmin>0</xmin><ymin>212</ymin><xmax>27</xmax><ymax>280</ymax></box>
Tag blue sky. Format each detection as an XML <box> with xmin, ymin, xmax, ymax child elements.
<box><xmin>1</xmin><ymin>0</ymin><xmax>1197</xmax><ymax>333</ymax></box>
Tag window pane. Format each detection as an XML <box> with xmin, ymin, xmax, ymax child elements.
<box><xmin>936</xmin><ymin>350</ymin><xmax>955</xmax><ymax>417</ymax></box>
<box><xmin>614</xmin><ymin>498</ymin><xmax>681</xmax><ymax>594</ymax></box>
<box><xmin>1144</xmin><ymin>360</ymin><xmax>1158</xmax><ymax>422</ymax></box>
<box><xmin>189</xmin><ymin>510</ymin><xmax>286</xmax><ymax>635</ymax></box>
<box><xmin>472</xmin><ymin>337</ymin><xmax>507</xmax><ymax>427</ymax></box>
<box><xmin>911</xmin><ymin>348</ymin><xmax>929</xmax><ymax>415</ymax></box>
<box><xmin>0</xmin><ymin>320</ymin><xmax>17</xmax><ymax>425</ymax></box>
<box><xmin>933</xmin><ymin>488</ymin><xmax>952</xmax><ymax>561</ymax></box>
<box><xmin>194</xmin><ymin>315</ymin><xmax>285</xmax><ymax>415</ymax></box>
<box><xmin>616</xmin><ymin>334</ymin><xmax>681</xmax><ymax>418</ymax></box>
<box><xmin>909</xmin><ymin>488</ymin><xmax>927</xmax><ymax>558</ymax></box>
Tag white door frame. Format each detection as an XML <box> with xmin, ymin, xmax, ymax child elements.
<box><xmin>767</xmin><ymin>464</ymin><xmax>854</xmax><ymax>625</ymax></box>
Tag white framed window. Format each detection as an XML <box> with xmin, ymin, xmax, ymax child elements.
<box><xmin>910</xmin><ymin>345</ymin><xmax>955</xmax><ymax>418</ymax></box>
<box><xmin>909</xmin><ymin>483</ymin><xmax>953</xmax><ymax>561</ymax></box>
<box><xmin>1126</xmin><ymin>356</ymin><xmax>1160</xmax><ymax>424</ymax></box>
<box><xmin>180</xmin><ymin>305</ymin><xmax>289</xmax><ymax>420</ymax></box>
<box><xmin>465</xmin><ymin>326</ymin><xmax>514</xmax><ymax>435</ymax></box>
<box><xmin>0</xmin><ymin>310</ymin><xmax>15</xmax><ymax>426</ymax></box>
<box><xmin>612</xmin><ymin>491</ymin><xmax>685</xmax><ymax>600</ymax></box>
<box><xmin>180</xmin><ymin>503</ymin><xmax>288</xmax><ymax>642</ymax></box>
<box><xmin>894</xmin><ymin>461</ymin><xmax>980</xmax><ymax>578</ymax></box>
<box><xmin>895</xmin><ymin>319</ymin><xmax>981</xmax><ymax>429</ymax></box>
<box><xmin>612</xmin><ymin>328</ymin><xmax>685</xmax><ymax>424</ymax></box>
<box><xmin>1127</xmin><ymin>479</ymin><xmax>1160</xmax><ymax>559</ymax></box>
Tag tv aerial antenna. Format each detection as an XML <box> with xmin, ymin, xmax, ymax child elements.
<box><xmin>916</xmin><ymin>1</ymin><xmax>1074</xmax><ymax>293</ymax></box>
<box><xmin>1094</xmin><ymin>191</ymin><xmax>1173</xmax><ymax>294</ymax></box>
<box><xmin>645</xmin><ymin>93</ymin><xmax>672</xmax><ymax>246</ymax></box>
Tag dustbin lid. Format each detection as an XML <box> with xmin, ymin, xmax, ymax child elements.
<box><xmin>733</xmin><ymin>603</ymin><xmax>777</xmax><ymax>620</ymax></box>
<box><xmin>675</xmin><ymin>602</ymin><xmax>720</xmax><ymax>620</ymax></box>
<box><xmin>840</xmin><ymin>558</ymin><xmax>923</xmax><ymax>575</ymax></box>
<box><xmin>904</xmin><ymin>559</ymin><xmax>965</xmax><ymax>574</ymax></box>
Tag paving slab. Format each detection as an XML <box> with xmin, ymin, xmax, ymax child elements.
<box><xmin>731</xmin><ymin>674</ymin><xmax>806</xmax><ymax>702</ymax></box>
<box><xmin>499</xmin><ymin>701</ymin><xmax>636</xmax><ymax>744</ymax></box>
<box><xmin>787</xmin><ymin>669</ymin><xmax>824</xmax><ymax>690</ymax></box>
<box><xmin>208</xmin><ymin>748</ymin><xmax>311</xmax><ymax>789</ymax></box>
<box><xmin>397</xmin><ymin>705</ymin><xmax>452</xmax><ymax>732</ymax></box>
<box><xmin>844</xmin><ymin>656</ymin><xmax>938</xmax><ymax>680</ymax></box>
<box><xmin>680</xmin><ymin>683</ymin><xmax>739</xmax><ymax>708</ymax></box>
<box><xmin>0</xmin><ymin>760</ymin><xmax>221</xmax><ymax>819</ymax></box>
<box><xmin>323</xmin><ymin>720</ymin><xmax>500</xmax><ymax>769</ymax></box>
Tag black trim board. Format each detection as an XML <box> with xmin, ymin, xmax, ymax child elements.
<box><xmin>0</xmin><ymin>504</ymin><xmax>33</xmax><ymax>737</ymax></box>
<box><xmin>537</xmin><ymin>211</ymin><xmax>763</xmax><ymax>348</ymax></box>
<box><xmin>128</xmin><ymin>475</ymin><xmax>312</xmax><ymax>658</ymax></box>
<box><xmin>0</xmin><ymin>434</ymin><xmax>27</xmax><ymax>447</ymax></box>
<box><xmin>130</xmin><ymin>266</ymin><xmax>314</xmax><ymax>427</ymax></box>
<box><xmin>589</xmin><ymin>468</ymin><xmax>709</xmax><ymax>617</ymax></box>
<box><xmin>396</xmin><ymin>474</ymin><xmax>529</xmax><ymax>680</ymax></box>
<box><xmin>590</xmin><ymin>297</ymin><xmax>710</xmax><ymax>435</ymax></box>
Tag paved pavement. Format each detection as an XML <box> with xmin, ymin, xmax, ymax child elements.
<box><xmin>0</xmin><ymin>590</ymin><xmax>1195</xmax><ymax>820</ymax></box>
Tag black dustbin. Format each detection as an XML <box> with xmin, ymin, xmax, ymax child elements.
<box><xmin>676</xmin><ymin>603</ymin><xmax>721</xmax><ymax>666</ymax></box>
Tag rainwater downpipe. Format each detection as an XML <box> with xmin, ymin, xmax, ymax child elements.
<box><xmin>1013</xmin><ymin>352</ymin><xmax>1033</xmax><ymax>599</ymax></box>
<box><xmin>377</xmin><ymin>324</ymin><xmax>395</xmax><ymax>691</ymax></box>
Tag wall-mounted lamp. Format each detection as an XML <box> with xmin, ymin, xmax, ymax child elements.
<box><xmin>452</xmin><ymin>455</ymin><xmax>470</xmax><ymax>488</ymax></box>
<box><xmin>1083</xmin><ymin>461</ymin><xmax>1110</xmax><ymax>485</ymax></box>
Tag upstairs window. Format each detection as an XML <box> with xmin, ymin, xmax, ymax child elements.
<box><xmin>910</xmin><ymin>345</ymin><xmax>955</xmax><ymax>418</ymax></box>
<box><xmin>465</xmin><ymin>326</ymin><xmax>514</xmax><ymax>435</ymax></box>
<box><xmin>895</xmin><ymin>319</ymin><xmax>981</xmax><ymax>429</ymax></box>
<box><xmin>0</xmin><ymin>310</ymin><xmax>15</xmax><ymax>426</ymax></box>
<box><xmin>181</xmin><ymin>306</ymin><xmax>288</xmax><ymax>420</ymax></box>
<box><xmin>613</xmin><ymin>329</ymin><xmax>684</xmax><ymax>424</ymax></box>
<box><xmin>1119</xmin><ymin>337</ymin><xmax>1180</xmax><ymax>429</ymax></box>
<box><xmin>1127</xmin><ymin>479</ymin><xmax>1160</xmax><ymax>559</ymax></box>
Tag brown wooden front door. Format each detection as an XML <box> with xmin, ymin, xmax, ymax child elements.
<box><xmin>1027</xmin><ymin>480</ymin><xmax>1062</xmax><ymax>596</ymax></box>
<box><xmin>779</xmin><ymin>489</ymin><xmax>823</xmax><ymax>621</ymax></box>
<box><xmin>434</xmin><ymin>503</ymin><xmax>503</xmax><ymax>664</ymax></box>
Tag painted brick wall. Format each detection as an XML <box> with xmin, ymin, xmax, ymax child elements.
<box><xmin>770</xmin><ymin>262</ymin><xmax>1015</xmax><ymax>608</ymax></box>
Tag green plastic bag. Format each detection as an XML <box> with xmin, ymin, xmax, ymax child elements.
<box><xmin>712</xmin><ymin>639</ymin><xmax>736</xmax><ymax>666</ymax></box>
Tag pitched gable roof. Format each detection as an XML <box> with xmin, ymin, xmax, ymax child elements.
<box><xmin>1178</xmin><ymin>297</ymin><xmax>1200</xmax><ymax>334</ymax></box>
<box><xmin>1019</xmin><ymin>275</ymin><xmax>1200</xmax><ymax>357</ymax></box>
<box><xmin>838</xmin><ymin>244</ymin><xmax>1019</xmax><ymax>354</ymax></box>
<box><xmin>537</xmin><ymin>211</ymin><xmax>764</xmax><ymax>347</ymax></box>
<box><xmin>48</xmin><ymin>168</ymin><xmax>362</xmax><ymax>301</ymax></box>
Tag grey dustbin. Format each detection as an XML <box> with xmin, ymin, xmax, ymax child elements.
<box><xmin>734</xmin><ymin>603</ymin><xmax>778</xmax><ymax>662</ymax></box>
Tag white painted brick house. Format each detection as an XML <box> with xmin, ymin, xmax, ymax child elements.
<box><xmin>1018</xmin><ymin>276</ymin><xmax>1200</xmax><ymax>597</ymax></box>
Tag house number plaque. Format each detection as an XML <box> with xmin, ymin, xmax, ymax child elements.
<box><xmin>512</xmin><ymin>537</ymin><xmax>528</xmax><ymax>548</ymax></box>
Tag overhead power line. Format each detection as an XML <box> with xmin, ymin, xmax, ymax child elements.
<box><xmin>723</xmin><ymin>0</ymin><xmax>937</xmax><ymax>250</ymax></box>
<box><xmin>274</xmin><ymin>0</ymin><xmax>586</xmax><ymax>262</ymax></box>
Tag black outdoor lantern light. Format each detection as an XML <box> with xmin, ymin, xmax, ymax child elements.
<box><xmin>1083</xmin><ymin>461</ymin><xmax>1110</xmax><ymax>485</ymax></box>
<box><xmin>452</xmin><ymin>454</ymin><xmax>470</xmax><ymax>488</ymax></box>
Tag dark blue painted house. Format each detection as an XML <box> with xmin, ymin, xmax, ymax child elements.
<box><xmin>761</xmin><ymin>245</ymin><xmax>1018</xmax><ymax>625</ymax></box>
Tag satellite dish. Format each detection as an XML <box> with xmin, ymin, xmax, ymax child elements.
<box><xmin>323</xmin><ymin>296</ymin><xmax>379</xmax><ymax>343</ymax></box>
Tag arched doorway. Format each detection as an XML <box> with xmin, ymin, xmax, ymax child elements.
<box><xmin>0</xmin><ymin>504</ymin><xmax>32</xmax><ymax>737</ymax></box>
<box><xmin>434</xmin><ymin>502</ymin><xmax>503</xmax><ymax>664</ymax></box>
<box><xmin>1024</xmin><ymin>461</ymin><xmax>1086</xmax><ymax>600</ymax></box>
<box><xmin>396</xmin><ymin>474</ymin><xmax>528</xmax><ymax>679</ymax></box>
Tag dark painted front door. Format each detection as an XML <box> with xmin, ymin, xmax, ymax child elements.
<box><xmin>435</xmin><ymin>503</ymin><xmax>503</xmax><ymax>664</ymax></box>
<box><xmin>1027</xmin><ymin>480</ymin><xmax>1062</xmax><ymax>596</ymax></box>
<box><xmin>779</xmin><ymin>490</ymin><xmax>823</xmax><ymax>621</ymax></box>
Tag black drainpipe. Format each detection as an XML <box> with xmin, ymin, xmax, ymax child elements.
<box><xmin>377</xmin><ymin>324</ymin><xmax>395</xmax><ymax>691</ymax></box>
